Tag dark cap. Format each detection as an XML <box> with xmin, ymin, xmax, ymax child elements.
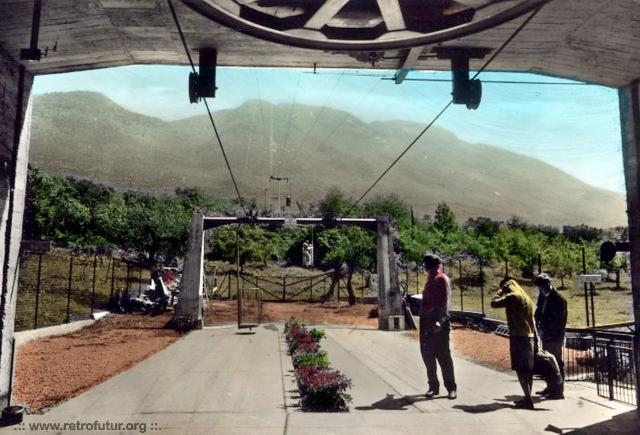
<box><xmin>534</xmin><ymin>273</ymin><xmax>553</xmax><ymax>288</ymax></box>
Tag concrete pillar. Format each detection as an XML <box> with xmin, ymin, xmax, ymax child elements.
<box><xmin>174</xmin><ymin>211</ymin><xmax>205</xmax><ymax>330</ymax></box>
<box><xmin>0</xmin><ymin>49</ymin><xmax>33</xmax><ymax>408</ymax></box>
<box><xmin>376</xmin><ymin>215</ymin><xmax>403</xmax><ymax>329</ymax></box>
<box><xmin>618</xmin><ymin>81</ymin><xmax>640</xmax><ymax>409</ymax></box>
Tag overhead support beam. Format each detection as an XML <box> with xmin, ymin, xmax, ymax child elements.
<box><xmin>377</xmin><ymin>0</ymin><xmax>406</xmax><ymax>31</ymax></box>
<box><xmin>203</xmin><ymin>216</ymin><xmax>285</xmax><ymax>231</ymax></box>
<box><xmin>304</xmin><ymin>0</ymin><xmax>349</xmax><ymax>30</ymax></box>
<box><xmin>296</xmin><ymin>217</ymin><xmax>378</xmax><ymax>231</ymax></box>
<box><xmin>618</xmin><ymin>80</ymin><xmax>640</xmax><ymax>408</ymax></box>
<box><xmin>395</xmin><ymin>46</ymin><xmax>423</xmax><ymax>84</ymax></box>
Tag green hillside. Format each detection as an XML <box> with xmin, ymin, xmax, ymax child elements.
<box><xmin>29</xmin><ymin>91</ymin><xmax>626</xmax><ymax>227</ymax></box>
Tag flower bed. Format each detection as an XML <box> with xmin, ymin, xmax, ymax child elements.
<box><xmin>285</xmin><ymin>320</ymin><xmax>352</xmax><ymax>411</ymax></box>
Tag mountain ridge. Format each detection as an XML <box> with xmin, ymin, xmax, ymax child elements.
<box><xmin>29</xmin><ymin>91</ymin><xmax>626</xmax><ymax>227</ymax></box>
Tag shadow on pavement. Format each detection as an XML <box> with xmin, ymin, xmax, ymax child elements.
<box><xmin>564</xmin><ymin>410</ymin><xmax>640</xmax><ymax>434</ymax></box>
<box><xmin>355</xmin><ymin>393</ymin><xmax>430</xmax><ymax>411</ymax></box>
<box><xmin>453</xmin><ymin>395</ymin><xmax>550</xmax><ymax>414</ymax></box>
<box><xmin>452</xmin><ymin>403</ymin><xmax>513</xmax><ymax>414</ymax></box>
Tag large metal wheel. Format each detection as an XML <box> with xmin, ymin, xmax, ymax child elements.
<box><xmin>182</xmin><ymin>0</ymin><xmax>550</xmax><ymax>51</ymax></box>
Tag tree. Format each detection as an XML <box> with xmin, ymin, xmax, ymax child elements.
<box><xmin>562</xmin><ymin>224</ymin><xmax>603</xmax><ymax>243</ymax></box>
<box><xmin>317</xmin><ymin>227</ymin><xmax>375</xmax><ymax>305</ymax></box>
<box><xmin>318</xmin><ymin>187</ymin><xmax>355</xmax><ymax>216</ymax></box>
<box><xmin>361</xmin><ymin>194</ymin><xmax>411</xmax><ymax>228</ymax></box>
<box><xmin>544</xmin><ymin>237</ymin><xmax>581</xmax><ymax>288</ymax></box>
<box><xmin>465</xmin><ymin>216</ymin><xmax>501</xmax><ymax>239</ymax></box>
<box><xmin>606</xmin><ymin>254</ymin><xmax>628</xmax><ymax>289</ymax></box>
<box><xmin>433</xmin><ymin>202</ymin><xmax>458</xmax><ymax>239</ymax></box>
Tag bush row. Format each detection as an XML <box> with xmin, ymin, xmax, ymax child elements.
<box><xmin>284</xmin><ymin>320</ymin><xmax>352</xmax><ymax>411</ymax></box>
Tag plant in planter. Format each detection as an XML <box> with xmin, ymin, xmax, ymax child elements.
<box><xmin>284</xmin><ymin>320</ymin><xmax>353</xmax><ymax>412</ymax></box>
<box><xmin>293</xmin><ymin>351</ymin><xmax>330</xmax><ymax>369</ymax></box>
<box><xmin>295</xmin><ymin>366</ymin><xmax>353</xmax><ymax>411</ymax></box>
<box><xmin>309</xmin><ymin>328</ymin><xmax>326</xmax><ymax>342</ymax></box>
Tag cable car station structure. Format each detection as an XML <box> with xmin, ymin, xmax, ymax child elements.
<box><xmin>2</xmin><ymin>0</ymin><xmax>640</xmax><ymax>411</ymax></box>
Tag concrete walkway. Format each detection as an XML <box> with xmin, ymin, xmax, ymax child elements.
<box><xmin>3</xmin><ymin>324</ymin><xmax>637</xmax><ymax>434</ymax></box>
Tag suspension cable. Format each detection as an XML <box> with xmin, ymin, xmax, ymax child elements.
<box><xmin>167</xmin><ymin>0</ymin><xmax>247</xmax><ymax>215</ymax></box>
<box><xmin>353</xmin><ymin>5</ymin><xmax>545</xmax><ymax>207</ymax></box>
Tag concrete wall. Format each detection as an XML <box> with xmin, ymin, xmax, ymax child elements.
<box><xmin>0</xmin><ymin>47</ymin><xmax>33</xmax><ymax>409</ymax></box>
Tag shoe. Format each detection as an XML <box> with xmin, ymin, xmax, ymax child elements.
<box><xmin>447</xmin><ymin>390</ymin><xmax>457</xmax><ymax>400</ymax></box>
<box><xmin>514</xmin><ymin>399</ymin><xmax>534</xmax><ymax>409</ymax></box>
<box><xmin>536</xmin><ymin>387</ymin><xmax>551</xmax><ymax>396</ymax></box>
<box><xmin>425</xmin><ymin>388</ymin><xmax>439</xmax><ymax>398</ymax></box>
<box><xmin>546</xmin><ymin>392</ymin><xmax>564</xmax><ymax>400</ymax></box>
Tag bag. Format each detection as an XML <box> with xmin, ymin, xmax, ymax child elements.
<box><xmin>534</xmin><ymin>348</ymin><xmax>563</xmax><ymax>384</ymax></box>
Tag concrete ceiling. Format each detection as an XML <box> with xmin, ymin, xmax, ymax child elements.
<box><xmin>1</xmin><ymin>0</ymin><xmax>640</xmax><ymax>87</ymax></box>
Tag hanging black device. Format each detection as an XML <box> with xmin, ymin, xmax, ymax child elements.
<box><xmin>189</xmin><ymin>48</ymin><xmax>218</xmax><ymax>103</ymax></box>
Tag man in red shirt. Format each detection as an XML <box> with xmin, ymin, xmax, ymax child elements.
<box><xmin>420</xmin><ymin>254</ymin><xmax>457</xmax><ymax>400</ymax></box>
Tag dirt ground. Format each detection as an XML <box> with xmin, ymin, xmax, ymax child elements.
<box><xmin>205</xmin><ymin>300</ymin><xmax>379</xmax><ymax>328</ymax></box>
<box><xmin>14</xmin><ymin>313</ymin><xmax>179</xmax><ymax>412</ymax></box>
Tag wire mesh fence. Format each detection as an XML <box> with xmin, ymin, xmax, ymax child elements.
<box><xmin>15</xmin><ymin>249</ymin><xmax>150</xmax><ymax>332</ymax></box>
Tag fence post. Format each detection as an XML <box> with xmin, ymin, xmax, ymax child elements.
<box><xmin>505</xmin><ymin>258</ymin><xmax>509</xmax><ymax>277</ymax></box>
<box><xmin>480</xmin><ymin>257</ymin><xmax>485</xmax><ymax>315</ymax></box>
<box><xmin>228</xmin><ymin>271</ymin><xmax>232</xmax><ymax>299</ymax></box>
<box><xmin>309</xmin><ymin>277</ymin><xmax>313</xmax><ymax>303</ymax></box>
<box><xmin>282</xmin><ymin>276</ymin><xmax>286</xmax><ymax>302</ymax></box>
<box><xmin>537</xmin><ymin>253</ymin><xmax>542</xmax><ymax>275</ymax></box>
<box><xmin>125</xmin><ymin>262</ymin><xmax>131</xmax><ymax>297</ymax></box>
<box><xmin>91</xmin><ymin>253</ymin><xmax>97</xmax><ymax>315</ymax></box>
<box><xmin>138</xmin><ymin>267</ymin><xmax>143</xmax><ymax>295</ymax></box>
<box><xmin>582</xmin><ymin>246</ymin><xmax>590</xmax><ymax>327</ymax></box>
<box><xmin>66</xmin><ymin>256</ymin><xmax>74</xmax><ymax>323</ymax></box>
<box><xmin>459</xmin><ymin>259</ymin><xmax>464</xmax><ymax>312</ymax></box>
<box><xmin>606</xmin><ymin>340</ymin><xmax>615</xmax><ymax>400</ymax></box>
<box><xmin>590</xmin><ymin>283</ymin><xmax>597</xmax><ymax>327</ymax></box>
<box><xmin>110</xmin><ymin>259</ymin><xmax>116</xmax><ymax>299</ymax></box>
<box><xmin>415</xmin><ymin>270</ymin><xmax>419</xmax><ymax>295</ymax></box>
<box><xmin>34</xmin><ymin>253</ymin><xmax>43</xmax><ymax>329</ymax></box>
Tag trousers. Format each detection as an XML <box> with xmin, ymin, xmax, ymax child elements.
<box><xmin>541</xmin><ymin>338</ymin><xmax>565</xmax><ymax>382</ymax></box>
<box><xmin>420</xmin><ymin>321</ymin><xmax>456</xmax><ymax>392</ymax></box>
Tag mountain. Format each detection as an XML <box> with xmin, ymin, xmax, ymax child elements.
<box><xmin>29</xmin><ymin>91</ymin><xmax>627</xmax><ymax>227</ymax></box>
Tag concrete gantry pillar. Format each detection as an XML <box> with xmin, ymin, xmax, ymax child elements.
<box><xmin>376</xmin><ymin>215</ymin><xmax>403</xmax><ymax>329</ymax></box>
<box><xmin>619</xmin><ymin>81</ymin><xmax>640</xmax><ymax>409</ymax></box>
<box><xmin>174</xmin><ymin>211</ymin><xmax>205</xmax><ymax>330</ymax></box>
<box><xmin>0</xmin><ymin>50</ymin><xmax>33</xmax><ymax>409</ymax></box>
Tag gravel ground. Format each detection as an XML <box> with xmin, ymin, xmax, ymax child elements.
<box><xmin>14</xmin><ymin>313</ymin><xmax>179</xmax><ymax>412</ymax></box>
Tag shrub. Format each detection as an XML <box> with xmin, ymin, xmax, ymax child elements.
<box><xmin>295</xmin><ymin>366</ymin><xmax>352</xmax><ymax>411</ymax></box>
<box><xmin>309</xmin><ymin>328</ymin><xmax>326</xmax><ymax>342</ymax></box>
<box><xmin>293</xmin><ymin>351</ymin><xmax>329</xmax><ymax>369</ymax></box>
<box><xmin>285</xmin><ymin>319</ymin><xmax>352</xmax><ymax>411</ymax></box>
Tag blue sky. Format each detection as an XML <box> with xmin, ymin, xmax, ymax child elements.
<box><xmin>33</xmin><ymin>65</ymin><xmax>625</xmax><ymax>193</ymax></box>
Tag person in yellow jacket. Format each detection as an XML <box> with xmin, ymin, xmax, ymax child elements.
<box><xmin>490</xmin><ymin>277</ymin><xmax>536</xmax><ymax>409</ymax></box>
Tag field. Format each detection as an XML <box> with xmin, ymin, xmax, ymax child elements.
<box><xmin>16</xmin><ymin>248</ymin><xmax>149</xmax><ymax>331</ymax></box>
